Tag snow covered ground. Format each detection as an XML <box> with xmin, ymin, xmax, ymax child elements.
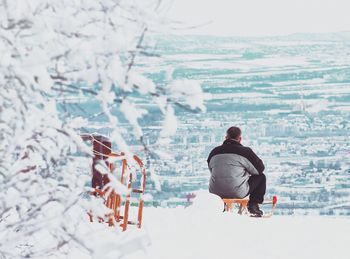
<box><xmin>122</xmin><ymin>191</ymin><xmax>350</xmax><ymax>259</ymax></box>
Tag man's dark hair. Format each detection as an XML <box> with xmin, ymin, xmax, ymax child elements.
<box><xmin>226</xmin><ymin>126</ymin><xmax>241</xmax><ymax>140</ymax></box>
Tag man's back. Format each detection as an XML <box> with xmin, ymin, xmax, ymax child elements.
<box><xmin>207</xmin><ymin>139</ymin><xmax>265</xmax><ymax>198</ymax></box>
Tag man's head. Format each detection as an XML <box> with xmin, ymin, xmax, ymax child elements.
<box><xmin>226</xmin><ymin>126</ymin><xmax>242</xmax><ymax>143</ymax></box>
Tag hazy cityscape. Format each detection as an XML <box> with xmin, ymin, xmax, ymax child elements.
<box><xmin>76</xmin><ymin>33</ymin><xmax>350</xmax><ymax>216</ymax></box>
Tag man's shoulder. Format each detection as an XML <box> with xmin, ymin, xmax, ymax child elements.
<box><xmin>211</xmin><ymin>145</ymin><xmax>223</xmax><ymax>151</ymax></box>
<box><xmin>241</xmin><ymin>146</ymin><xmax>258</xmax><ymax>156</ymax></box>
<box><xmin>208</xmin><ymin>143</ymin><xmax>251</xmax><ymax>159</ymax></box>
<box><xmin>208</xmin><ymin>145</ymin><xmax>222</xmax><ymax>157</ymax></box>
<box><xmin>207</xmin><ymin>145</ymin><xmax>223</xmax><ymax>163</ymax></box>
<box><xmin>241</xmin><ymin>145</ymin><xmax>253</xmax><ymax>152</ymax></box>
<box><xmin>234</xmin><ymin>144</ymin><xmax>253</xmax><ymax>156</ymax></box>
<box><xmin>225</xmin><ymin>142</ymin><xmax>252</xmax><ymax>153</ymax></box>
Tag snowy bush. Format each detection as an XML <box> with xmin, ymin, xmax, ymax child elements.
<box><xmin>0</xmin><ymin>0</ymin><xmax>205</xmax><ymax>258</ymax></box>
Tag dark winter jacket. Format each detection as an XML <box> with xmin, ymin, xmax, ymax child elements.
<box><xmin>207</xmin><ymin>139</ymin><xmax>265</xmax><ymax>198</ymax></box>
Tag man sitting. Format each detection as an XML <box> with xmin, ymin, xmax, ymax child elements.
<box><xmin>207</xmin><ymin>126</ymin><xmax>266</xmax><ymax>216</ymax></box>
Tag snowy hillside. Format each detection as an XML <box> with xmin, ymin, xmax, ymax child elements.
<box><xmin>141</xmin><ymin>211</ymin><xmax>350</xmax><ymax>259</ymax></box>
<box><xmin>71</xmin><ymin>192</ymin><xmax>350</xmax><ymax>259</ymax></box>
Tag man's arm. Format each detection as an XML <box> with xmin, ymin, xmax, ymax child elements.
<box><xmin>207</xmin><ymin>147</ymin><xmax>218</xmax><ymax>165</ymax></box>
<box><xmin>207</xmin><ymin>151</ymin><xmax>213</xmax><ymax>172</ymax></box>
<box><xmin>248</xmin><ymin>148</ymin><xmax>265</xmax><ymax>174</ymax></box>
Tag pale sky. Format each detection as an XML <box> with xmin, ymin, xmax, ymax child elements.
<box><xmin>167</xmin><ymin>0</ymin><xmax>350</xmax><ymax>36</ymax></box>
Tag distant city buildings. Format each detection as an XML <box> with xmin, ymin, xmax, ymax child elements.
<box><xmin>77</xmin><ymin>35</ymin><xmax>350</xmax><ymax>215</ymax></box>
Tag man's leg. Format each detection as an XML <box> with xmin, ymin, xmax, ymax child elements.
<box><xmin>248</xmin><ymin>173</ymin><xmax>266</xmax><ymax>204</ymax></box>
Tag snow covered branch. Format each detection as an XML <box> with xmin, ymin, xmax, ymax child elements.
<box><xmin>0</xmin><ymin>0</ymin><xmax>205</xmax><ymax>258</ymax></box>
